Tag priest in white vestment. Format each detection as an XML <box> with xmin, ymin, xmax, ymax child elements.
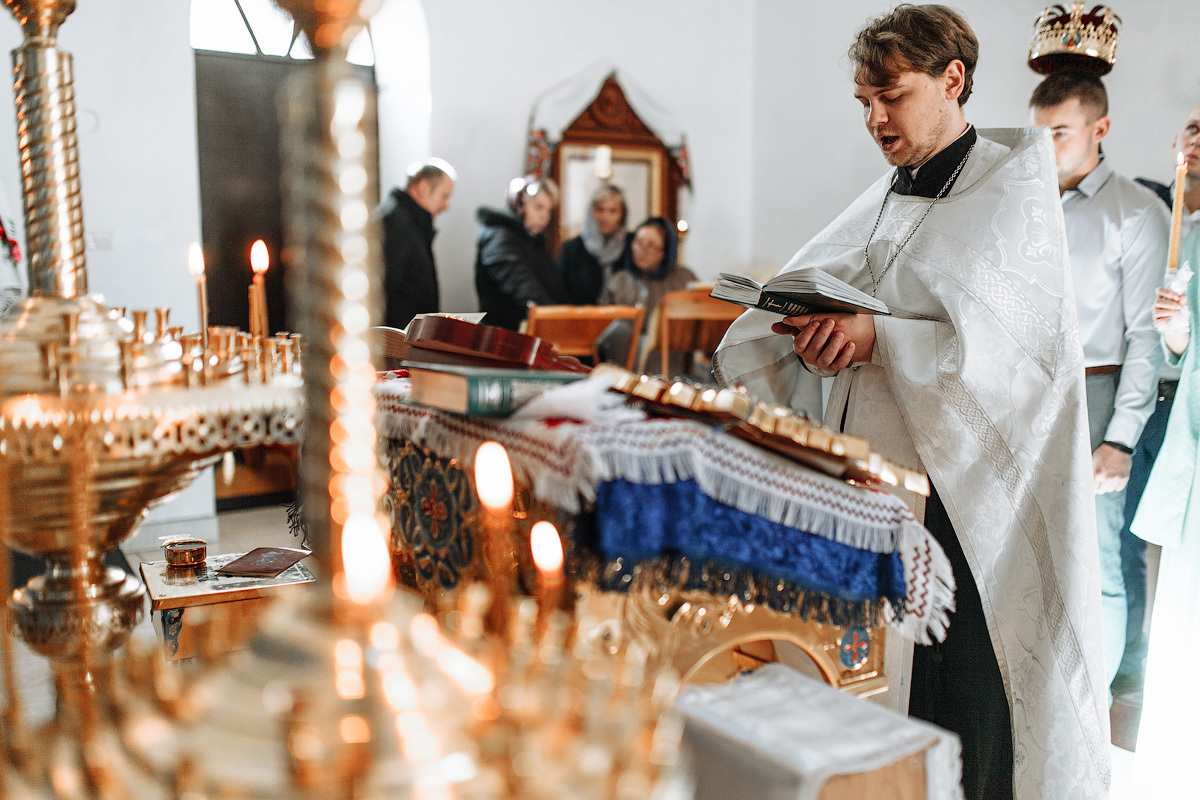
<box><xmin>713</xmin><ymin>6</ymin><xmax>1110</xmax><ymax>800</ymax></box>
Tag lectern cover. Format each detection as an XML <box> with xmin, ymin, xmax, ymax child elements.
<box><xmin>676</xmin><ymin>663</ymin><xmax>962</xmax><ymax>800</ymax></box>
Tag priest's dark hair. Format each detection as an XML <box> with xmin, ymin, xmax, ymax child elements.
<box><xmin>849</xmin><ymin>4</ymin><xmax>978</xmax><ymax>107</ymax></box>
<box><xmin>1028</xmin><ymin>70</ymin><xmax>1109</xmax><ymax>123</ymax></box>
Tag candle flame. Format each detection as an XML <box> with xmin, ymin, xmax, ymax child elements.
<box><xmin>474</xmin><ymin>441</ymin><xmax>514</xmax><ymax>513</ymax></box>
<box><xmin>187</xmin><ymin>242</ymin><xmax>205</xmax><ymax>277</ymax></box>
<box><xmin>530</xmin><ymin>521</ymin><xmax>563</xmax><ymax>574</ymax></box>
<box><xmin>677</xmin><ymin>219</ymin><xmax>689</xmax><ymax>234</ymax></box>
<box><xmin>341</xmin><ymin>514</ymin><xmax>392</xmax><ymax>604</ymax></box>
<box><xmin>1180</xmin><ymin>151</ymin><xmax>1187</xmax><ymax>167</ymax></box>
<box><xmin>10</xmin><ymin>396</ymin><xmax>44</xmax><ymax>426</ymax></box>
<box><xmin>251</xmin><ymin>239</ymin><xmax>270</xmax><ymax>274</ymax></box>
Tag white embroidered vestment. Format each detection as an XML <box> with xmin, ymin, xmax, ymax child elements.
<box><xmin>713</xmin><ymin>128</ymin><xmax>1110</xmax><ymax>800</ymax></box>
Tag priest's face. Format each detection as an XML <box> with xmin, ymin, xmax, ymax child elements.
<box><xmin>854</xmin><ymin>64</ymin><xmax>964</xmax><ymax>168</ymax></box>
<box><xmin>1174</xmin><ymin>106</ymin><xmax>1200</xmax><ymax>180</ymax></box>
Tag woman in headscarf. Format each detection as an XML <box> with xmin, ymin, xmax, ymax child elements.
<box><xmin>596</xmin><ymin>216</ymin><xmax>696</xmax><ymax>370</ymax></box>
<box><xmin>600</xmin><ymin>216</ymin><xmax>695</xmax><ymax>309</ymax></box>
<box><xmin>556</xmin><ymin>184</ymin><xmax>627</xmax><ymax>305</ymax></box>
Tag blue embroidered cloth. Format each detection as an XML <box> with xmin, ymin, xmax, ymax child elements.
<box><xmin>591</xmin><ymin>479</ymin><xmax>906</xmax><ymax>625</ymax></box>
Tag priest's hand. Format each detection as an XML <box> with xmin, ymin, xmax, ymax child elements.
<box><xmin>772</xmin><ymin>313</ymin><xmax>875</xmax><ymax>370</ymax></box>
<box><xmin>1092</xmin><ymin>443</ymin><xmax>1131</xmax><ymax>494</ymax></box>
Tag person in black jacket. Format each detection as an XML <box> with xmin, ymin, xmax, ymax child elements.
<box><xmin>474</xmin><ymin>174</ymin><xmax>568</xmax><ymax>330</ymax></box>
<box><xmin>556</xmin><ymin>183</ymin><xmax>627</xmax><ymax>305</ymax></box>
<box><xmin>379</xmin><ymin>158</ymin><xmax>455</xmax><ymax>329</ymax></box>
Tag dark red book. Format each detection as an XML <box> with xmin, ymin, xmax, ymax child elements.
<box><xmin>215</xmin><ymin>547</ymin><xmax>310</xmax><ymax>578</ymax></box>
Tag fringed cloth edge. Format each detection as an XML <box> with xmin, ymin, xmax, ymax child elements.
<box><xmin>373</xmin><ymin>392</ymin><xmax>955</xmax><ymax>643</ymax></box>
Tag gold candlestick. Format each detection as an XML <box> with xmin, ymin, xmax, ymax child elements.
<box><xmin>0</xmin><ymin>6</ymin><xmax>305</xmax><ymax>795</ymax></box>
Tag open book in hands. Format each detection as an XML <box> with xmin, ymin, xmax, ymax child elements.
<box><xmin>710</xmin><ymin>269</ymin><xmax>890</xmax><ymax>317</ymax></box>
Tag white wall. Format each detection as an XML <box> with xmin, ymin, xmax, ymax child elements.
<box><xmin>419</xmin><ymin>0</ymin><xmax>756</xmax><ymax>311</ymax></box>
<box><xmin>0</xmin><ymin>2</ymin><xmax>214</xmax><ymax>527</ymax></box>
<box><xmin>373</xmin><ymin>0</ymin><xmax>433</xmax><ymax>191</ymax></box>
<box><xmin>750</xmin><ymin>0</ymin><xmax>1200</xmax><ymax>271</ymax></box>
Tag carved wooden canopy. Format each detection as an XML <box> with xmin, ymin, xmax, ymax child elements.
<box><xmin>550</xmin><ymin>74</ymin><xmax>682</xmax><ymax>252</ymax></box>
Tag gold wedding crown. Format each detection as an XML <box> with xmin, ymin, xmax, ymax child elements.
<box><xmin>1028</xmin><ymin>2</ymin><xmax>1121</xmax><ymax>75</ymax></box>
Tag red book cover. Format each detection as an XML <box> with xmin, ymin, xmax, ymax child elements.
<box><xmin>214</xmin><ymin>547</ymin><xmax>310</xmax><ymax>578</ymax></box>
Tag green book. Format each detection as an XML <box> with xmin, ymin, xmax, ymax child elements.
<box><xmin>403</xmin><ymin>363</ymin><xmax>586</xmax><ymax>417</ymax></box>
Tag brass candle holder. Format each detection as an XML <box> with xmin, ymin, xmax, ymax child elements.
<box><xmin>174</xmin><ymin>1</ymin><xmax>492</xmax><ymax>794</ymax></box>
<box><xmin>0</xmin><ymin>1</ymin><xmax>303</xmax><ymax>795</ymax></box>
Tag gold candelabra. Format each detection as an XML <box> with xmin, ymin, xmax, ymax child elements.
<box><xmin>1</xmin><ymin>1</ymin><xmax>688</xmax><ymax>797</ymax></box>
<box><xmin>0</xmin><ymin>0</ymin><xmax>303</xmax><ymax>795</ymax></box>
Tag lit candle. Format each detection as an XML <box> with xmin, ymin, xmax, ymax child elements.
<box><xmin>529</xmin><ymin>520</ymin><xmax>564</xmax><ymax>641</ymax></box>
<box><xmin>187</xmin><ymin>241</ymin><xmax>209</xmax><ymax>355</ymax></box>
<box><xmin>1168</xmin><ymin>152</ymin><xmax>1188</xmax><ymax>274</ymax></box>
<box><xmin>340</xmin><ymin>513</ymin><xmax>392</xmax><ymax>606</ymax></box>
<box><xmin>474</xmin><ymin>441</ymin><xmax>515</xmax><ymax>637</ymax></box>
<box><xmin>250</xmin><ymin>239</ymin><xmax>270</xmax><ymax>337</ymax></box>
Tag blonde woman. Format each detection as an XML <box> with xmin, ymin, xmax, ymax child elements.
<box><xmin>474</xmin><ymin>174</ymin><xmax>568</xmax><ymax>331</ymax></box>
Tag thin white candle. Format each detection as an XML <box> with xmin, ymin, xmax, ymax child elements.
<box><xmin>187</xmin><ymin>242</ymin><xmax>209</xmax><ymax>354</ymax></box>
<box><xmin>1167</xmin><ymin>152</ymin><xmax>1187</xmax><ymax>274</ymax></box>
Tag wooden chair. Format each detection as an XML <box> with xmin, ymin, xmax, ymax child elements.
<box><xmin>649</xmin><ymin>288</ymin><xmax>745</xmax><ymax>377</ymax></box>
<box><xmin>524</xmin><ymin>304</ymin><xmax>646</xmax><ymax>370</ymax></box>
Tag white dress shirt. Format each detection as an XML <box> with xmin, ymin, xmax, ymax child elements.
<box><xmin>1062</xmin><ymin>158</ymin><xmax>1170</xmax><ymax>448</ymax></box>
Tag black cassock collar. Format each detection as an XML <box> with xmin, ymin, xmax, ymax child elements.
<box><xmin>892</xmin><ymin>125</ymin><xmax>977</xmax><ymax>198</ymax></box>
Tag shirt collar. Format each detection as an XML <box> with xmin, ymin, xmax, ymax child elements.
<box><xmin>892</xmin><ymin>125</ymin><xmax>977</xmax><ymax>198</ymax></box>
<box><xmin>1069</xmin><ymin>156</ymin><xmax>1113</xmax><ymax>199</ymax></box>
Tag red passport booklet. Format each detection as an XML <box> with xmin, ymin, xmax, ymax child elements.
<box><xmin>215</xmin><ymin>547</ymin><xmax>310</xmax><ymax>578</ymax></box>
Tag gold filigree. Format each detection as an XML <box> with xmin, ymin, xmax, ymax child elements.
<box><xmin>594</xmin><ymin>363</ymin><xmax>929</xmax><ymax>496</ymax></box>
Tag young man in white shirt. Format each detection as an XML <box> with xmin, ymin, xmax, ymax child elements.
<box><xmin>1030</xmin><ymin>71</ymin><xmax>1171</xmax><ymax>697</ymax></box>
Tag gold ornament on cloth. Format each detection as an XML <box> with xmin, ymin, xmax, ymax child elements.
<box><xmin>1028</xmin><ymin>2</ymin><xmax>1121</xmax><ymax>75</ymax></box>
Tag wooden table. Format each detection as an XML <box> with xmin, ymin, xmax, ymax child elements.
<box><xmin>140</xmin><ymin>551</ymin><xmax>314</xmax><ymax>661</ymax></box>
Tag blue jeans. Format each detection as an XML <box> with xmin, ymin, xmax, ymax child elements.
<box><xmin>1117</xmin><ymin>382</ymin><xmax>1176</xmax><ymax>678</ymax></box>
<box><xmin>1084</xmin><ymin>373</ymin><xmax>1127</xmax><ymax>688</ymax></box>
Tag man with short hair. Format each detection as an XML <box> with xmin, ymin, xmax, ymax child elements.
<box><xmin>1115</xmin><ymin>104</ymin><xmax>1200</xmax><ymax>695</ymax></box>
<box><xmin>715</xmin><ymin>6</ymin><xmax>1109</xmax><ymax>799</ymax></box>
<box><xmin>379</xmin><ymin>157</ymin><xmax>456</xmax><ymax>329</ymax></box>
<box><xmin>1029</xmin><ymin>71</ymin><xmax>1170</xmax><ymax>696</ymax></box>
